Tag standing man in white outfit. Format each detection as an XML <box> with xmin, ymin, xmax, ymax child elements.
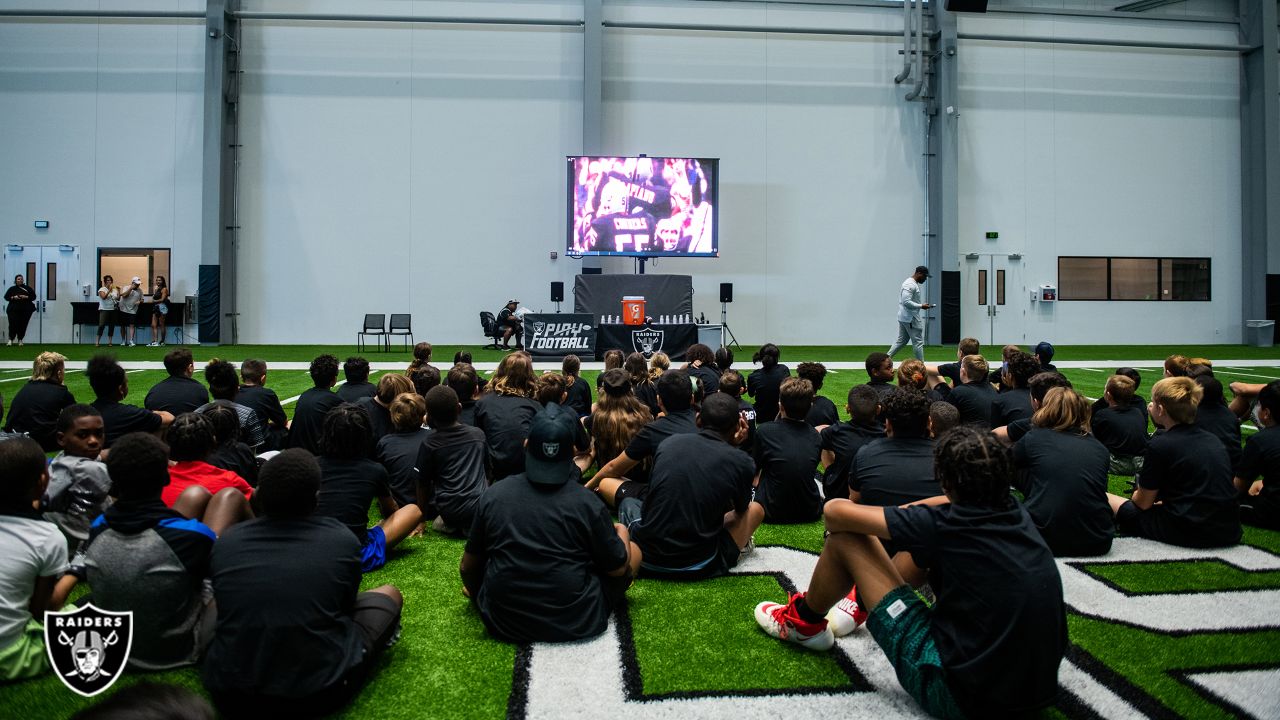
<box><xmin>887</xmin><ymin>265</ymin><xmax>933</xmax><ymax>361</ymax></box>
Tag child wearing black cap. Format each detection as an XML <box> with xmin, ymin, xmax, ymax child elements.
<box><xmin>460</xmin><ymin>404</ymin><xmax>640</xmax><ymax>643</ymax></box>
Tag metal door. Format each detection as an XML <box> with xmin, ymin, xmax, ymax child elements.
<box><xmin>3</xmin><ymin>245</ymin><xmax>81</xmax><ymax>344</ymax></box>
<box><xmin>960</xmin><ymin>252</ymin><xmax>1023</xmax><ymax>346</ymax></box>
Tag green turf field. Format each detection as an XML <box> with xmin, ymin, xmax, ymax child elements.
<box><xmin>2</xmin><ymin>347</ymin><xmax>1279</xmax><ymax>719</ymax></box>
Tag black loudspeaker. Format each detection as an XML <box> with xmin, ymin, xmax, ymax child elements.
<box><xmin>720</xmin><ymin>283</ymin><xmax>734</xmax><ymax>303</ymax></box>
<box><xmin>941</xmin><ymin>271</ymin><xmax>961</xmax><ymax>345</ymax></box>
<box><xmin>551</xmin><ymin>281</ymin><xmax>564</xmax><ymax>303</ymax></box>
<box><xmin>945</xmin><ymin>0</ymin><xmax>988</xmax><ymax>12</ymax></box>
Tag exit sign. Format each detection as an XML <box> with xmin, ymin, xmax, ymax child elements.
<box><xmin>985</xmin><ymin>231</ymin><xmax>999</xmax><ymax>239</ymax></box>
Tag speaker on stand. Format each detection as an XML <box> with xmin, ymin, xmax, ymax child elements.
<box><xmin>551</xmin><ymin>281</ymin><xmax>564</xmax><ymax>313</ymax></box>
<box><xmin>719</xmin><ymin>283</ymin><xmax>740</xmax><ymax>350</ymax></box>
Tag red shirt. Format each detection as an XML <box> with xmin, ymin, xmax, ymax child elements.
<box><xmin>162</xmin><ymin>460</ymin><xmax>253</xmax><ymax>507</ymax></box>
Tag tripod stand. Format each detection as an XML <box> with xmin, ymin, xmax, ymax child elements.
<box><xmin>720</xmin><ymin>301</ymin><xmax>740</xmax><ymax>350</ymax></box>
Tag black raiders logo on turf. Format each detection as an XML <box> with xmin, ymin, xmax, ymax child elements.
<box><xmin>44</xmin><ymin>604</ymin><xmax>133</xmax><ymax>697</ymax></box>
<box><xmin>632</xmin><ymin>328</ymin><xmax>664</xmax><ymax>358</ymax></box>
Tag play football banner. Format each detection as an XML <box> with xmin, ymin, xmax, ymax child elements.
<box><xmin>522</xmin><ymin>314</ymin><xmax>596</xmax><ymax>357</ymax></box>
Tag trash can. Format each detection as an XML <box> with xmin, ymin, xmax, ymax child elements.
<box><xmin>622</xmin><ymin>296</ymin><xmax>646</xmax><ymax>326</ymax></box>
<box><xmin>1245</xmin><ymin>320</ymin><xmax>1275</xmax><ymax>348</ymax></box>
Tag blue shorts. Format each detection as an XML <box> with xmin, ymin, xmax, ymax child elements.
<box><xmin>362</xmin><ymin>526</ymin><xmax>388</xmax><ymax>572</ymax></box>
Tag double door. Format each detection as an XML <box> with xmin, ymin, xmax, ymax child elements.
<box><xmin>959</xmin><ymin>252</ymin><xmax>1023</xmax><ymax>346</ymax></box>
<box><xmin>3</xmin><ymin>245</ymin><xmax>81</xmax><ymax>344</ymax></box>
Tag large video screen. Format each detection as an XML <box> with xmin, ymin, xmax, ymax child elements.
<box><xmin>567</xmin><ymin>156</ymin><xmax>718</xmax><ymax>257</ymax></box>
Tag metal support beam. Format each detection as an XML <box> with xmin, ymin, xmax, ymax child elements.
<box><xmin>583</xmin><ymin>0</ymin><xmax>602</xmax><ymax>154</ymax></box>
<box><xmin>200</xmin><ymin>0</ymin><xmax>239</xmax><ymax>345</ymax></box>
<box><xmin>1239</xmin><ymin>0</ymin><xmax>1279</xmax><ymax>328</ymax></box>
<box><xmin>927</xmin><ymin>3</ymin><xmax>959</xmax><ymax>346</ymax></box>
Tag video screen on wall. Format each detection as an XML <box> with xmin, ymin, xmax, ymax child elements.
<box><xmin>567</xmin><ymin>156</ymin><xmax>718</xmax><ymax>257</ymax></box>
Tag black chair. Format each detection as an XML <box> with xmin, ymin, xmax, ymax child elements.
<box><xmin>479</xmin><ymin>311</ymin><xmax>504</xmax><ymax>350</ymax></box>
<box><xmin>388</xmin><ymin>314</ymin><xmax>413</xmax><ymax>352</ymax></box>
<box><xmin>358</xmin><ymin>313</ymin><xmax>388</xmax><ymax>352</ymax></box>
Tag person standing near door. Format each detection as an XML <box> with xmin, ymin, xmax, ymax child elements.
<box><xmin>96</xmin><ymin>275</ymin><xmax>120</xmax><ymax>347</ymax></box>
<box><xmin>118</xmin><ymin>276</ymin><xmax>143</xmax><ymax>347</ymax></box>
<box><xmin>148</xmin><ymin>275</ymin><xmax>170</xmax><ymax>347</ymax></box>
<box><xmin>4</xmin><ymin>274</ymin><xmax>36</xmax><ymax>346</ymax></box>
<box><xmin>887</xmin><ymin>266</ymin><xmax>933</xmax><ymax>362</ymax></box>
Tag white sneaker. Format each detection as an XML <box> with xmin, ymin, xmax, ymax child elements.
<box><xmin>827</xmin><ymin>590</ymin><xmax>869</xmax><ymax>637</ymax></box>
<box><xmin>754</xmin><ymin>596</ymin><xmax>834</xmax><ymax>651</ymax></box>
<box><xmin>4</xmin><ymin>340</ymin><xmax>9</xmax><ymax>346</ymax></box>
<box><xmin>146</xmin><ymin>342</ymin><xmax>158</xmax><ymax>347</ymax></box>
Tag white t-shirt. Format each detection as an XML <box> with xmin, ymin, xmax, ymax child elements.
<box><xmin>0</xmin><ymin>515</ymin><xmax>67</xmax><ymax>648</ymax></box>
<box><xmin>119</xmin><ymin>287</ymin><xmax>142</xmax><ymax>314</ymax></box>
<box><xmin>98</xmin><ymin>287</ymin><xmax>118</xmax><ymax>311</ymax></box>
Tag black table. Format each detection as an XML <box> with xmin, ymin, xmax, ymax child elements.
<box><xmin>595</xmin><ymin>323</ymin><xmax>697</xmax><ymax>361</ymax></box>
<box><xmin>72</xmin><ymin>302</ymin><xmax>187</xmax><ymax>344</ymax></box>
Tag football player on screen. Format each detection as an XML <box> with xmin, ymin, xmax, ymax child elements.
<box><xmin>588</xmin><ymin>180</ymin><xmax>657</xmax><ymax>253</ymax></box>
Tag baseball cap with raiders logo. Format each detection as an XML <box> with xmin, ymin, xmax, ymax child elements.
<box><xmin>524</xmin><ymin>404</ymin><xmax>578</xmax><ymax>487</ymax></box>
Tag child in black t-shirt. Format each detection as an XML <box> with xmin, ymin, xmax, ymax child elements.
<box><xmin>946</xmin><ymin>354</ymin><xmax>997</xmax><ymax>428</ymax></box>
<box><xmin>1235</xmin><ymin>380</ymin><xmax>1280</xmax><ymax>529</ymax></box>
<box><xmin>750</xmin><ymin>378</ymin><xmax>823</xmax><ymax>523</ymax></box>
<box><xmin>819</xmin><ymin>385</ymin><xmax>885</xmax><ymax>501</ymax></box>
<box><xmin>797</xmin><ymin>362</ymin><xmax>838</xmax><ymax>429</ymax></box>
<box><xmin>416</xmin><ymin>386</ymin><xmax>489</xmax><ymax>536</ymax></box>
<box><xmin>989</xmin><ymin>350</ymin><xmax>1039</xmax><ymax>429</ymax></box>
<box><xmin>1091</xmin><ymin>374</ymin><xmax>1149</xmax><ymax>476</ymax></box>
<box><xmin>753</xmin><ymin>427</ymin><xmax>1066</xmax><ymax>719</ymax></box>
<box><xmin>1091</xmin><ymin>367</ymin><xmax>1147</xmax><ymax>422</ymax></box>
<box><xmin>927</xmin><ymin>401</ymin><xmax>958</xmax><ymax>438</ymax></box>
<box><xmin>1107</xmin><ymin>377</ymin><xmax>1242</xmax><ymax>548</ymax></box>
<box><xmin>315</xmin><ymin>405</ymin><xmax>424</xmax><ymax>572</ymax></box>
<box><xmin>718</xmin><ymin>369</ymin><xmax>756</xmax><ymax>454</ymax></box>
<box><xmin>203</xmin><ymin>449</ymin><xmax>403</xmax><ymax>717</ymax></box>
<box><xmin>562</xmin><ymin>355</ymin><xmax>592</xmax><ymax>418</ymax></box>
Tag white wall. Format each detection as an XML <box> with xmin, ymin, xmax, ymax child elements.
<box><xmin>957</xmin><ymin>13</ymin><xmax>1242</xmax><ymax>343</ymax></box>
<box><xmin>0</xmin><ymin>2</ymin><xmax>205</xmax><ymax>307</ymax></box>
<box><xmin>0</xmin><ymin>1</ymin><xmax>1252</xmax><ymax>347</ymax></box>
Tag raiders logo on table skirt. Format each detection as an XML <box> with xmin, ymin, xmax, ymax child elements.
<box><xmin>44</xmin><ymin>604</ymin><xmax>133</xmax><ymax>697</ymax></box>
<box><xmin>631</xmin><ymin>328</ymin><xmax>664</xmax><ymax>358</ymax></box>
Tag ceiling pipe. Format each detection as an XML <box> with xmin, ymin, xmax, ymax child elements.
<box><xmin>957</xmin><ymin>32</ymin><xmax>1250</xmax><ymax>52</ymax></box>
<box><xmin>904</xmin><ymin>0</ymin><xmax>926</xmax><ymax>100</ymax></box>
<box><xmin>0</xmin><ymin>9</ymin><xmax>202</xmax><ymax>19</ymax></box>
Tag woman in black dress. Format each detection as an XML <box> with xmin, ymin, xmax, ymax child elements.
<box><xmin>4</xmin><ymin>274</ymin><xmax>36</xmax><ymax>346</ymax></box>
<box><xmin>148</xmin><ymin>275</ymin><xmax>170</xmax><ymax>347</ymax></box>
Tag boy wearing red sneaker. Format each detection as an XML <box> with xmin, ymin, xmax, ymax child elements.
<box><xmin>754</xmin><ymin>427</ymin><xmax>1066</xmax><ymax>719</ymax></box>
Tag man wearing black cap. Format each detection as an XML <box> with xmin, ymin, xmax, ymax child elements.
<box><xmin>496</xmin><ymin>300</ymin><xmax>523</xmax><ymax>351</ymax></box>
<box><xmin>887</xmin><ymin>266</ymin><xmax>933</xmax><ymax>361</ymax></box>
<box><xmin>460</xmin><ymin>404</ymin><xmax>640</xmax><ymax>643</ymax></box>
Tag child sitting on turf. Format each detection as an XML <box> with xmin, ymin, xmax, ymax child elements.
<box><xmin>862</xmin><ymin>352</ymin><xmax>896</xmax><ymax>404</ymax></box>
<box><xmin>1013</xmin><ymin>387</ymin><xmax>1113</xmax><ymax>556</ymax></box>
<box><xmin>945</xmin><ymin>354</ymin><xmax>996</xmax><ymax>427</ymax></box>
<box><xmin>337</xmin><ymin>356</ymin><xmax>376</xmax><ymax>403</ymax></box>
<box><xmin>989</xmin><ymin>350</ymin><xmax>1039</xmax><ymax>429</ymax></box>
<box><xmin>83</xmin><ymin>432</ymin><xmax>247</xmax><ymax>670</ymax></box>
<box><xmin>1236</xmin><ymin>380</ymin><xmax>1280</xmax><ymax>529</ymax></box>
<box><xmin>993</xmin><ymin>372</ymin><xmax>1073</xmax><ymax>445</ymax></box>
<box><xmin>753</xmin><ymin>427</ymin><xmax>1066</xmax><ymax>719</ymax></box>
<box><xmin>315</xmin><ymin>404</ymin><xmax>423</xmax><ymax>571</ymax></box>
<box><xmin>627</xmin><ymin>352</ymin><xmax>661</xmax><ymax>418</ymax></box>
<box><xmin>355</xmin><ymin>373</ymin><xmax>415</xmax><ymax>444</ymax></box>
<box><xmin>461</xmin><ymin>404</ymin><xmax>639</xmax><ymax>643</ymax></box>
<box><xmin>926</xmin><ymin>337</ymin><xmax>980</xmax><ymax>390</ymax></box>
<box><xmin>408</xmin><ymin>341</ymin><xmax>436</xmax><ymax>375</ymax></box>
<box><xmin>1107</xmin><ymin>377</ymin><xmax>1242</xmax><ymax>548</ymax></box>
<box><xmin>747</xmin><ymin>343</ymin><xmax>789</xmax><ymax>424</ymax></box>
<box><xmin>408</xmin><ymin>365</ymin><xmax>441</xmax><ymax>399</ymax></box>
<box><xmin>928</xmin><ymin>401</ymin><xmax>959</xmax><ymax>438</ymax></box>
<box><xmin>87</xmin><ymin>354</ymin><xmax>173</xmax><ymax>448</ymax></box>
<box><xmin>236</xmin><ymin>358</ymin><xmax>289</xmax><ymax>450</ymax></box>
<box><xmin>718</xmin><ymin>369</ymin><xmax>756</xmax><ymax>454</ymax></box>
<box><xmin>446</xmin><ymin>363</ymin><xmax>481</xmax><ymax>426</ymax></box>
<box><xmin>0</xmin><ymin>438</ymin><xmax>71</xmax><ymax>682</ymax></box>
<box><xmin>797</xmin><ymin>362</ymin><xmax>838</xmax><ymax>429</ymax></box>
<box><xmin>202</xmin><ymin>449</ymin><xmax>404</xmax><ymax>717</ymax></box>
<box><xmin>649</xmin><ymin>351</ymin><xmax>671</xmax><ymax>383</ymax></box>
<box><xmin>596</xmin><ymin>349</ymin><xmax>625</xmax><ymax>393</ymax></box>
<box><xmin>622</xmin><ymin>393</ymin><xmax>759</xmax><ymax>579</ymax></box>
<box><xmin>897</xmin><ymin>359</ymin><xmax>947</xmax><ymax>404</ymax></box>
<box><xmin>562</xmin><ymin>354</ymin><xmax>592</xmax><ymax>417</ymax></box>
<box><xmin>416</xmin><ymin>386</ymin><xmax>489</xmax><ymax>536</ymax></box>
<box><xmin>163</xmin><ymin>414</ymin><xmax>254</xmax><ymax>513</ymax></box>
<box><xmin>474</xmin><ymin>353</ymin><xmax>542</xmax><ymax>482</ymax></box>
<box><xmin>588</xmin><ymin>370</ymin><xmax>699</xmax><ymax>508</ymax></box>
<box><xmin>42</xmin><ymin>405</ymin><xmax>111</xmax><ymax>549</ymax></box>
<box><xmin>850</xmin><ymin>388</ymin><xmax>938</xmax><ymax>507</ymax></box>
<box><xmin>750</xmin><ymin>378</ymin><xmax>823</xmax><ymax>524</ymax></box>
<box><xmin>1090</xmin><ymin>375</ymin><xmax>1149</xmax><ymax>476</ymax></box>
<box><xmin>288</xmin><ymin>354</ymin><xmax>344</xmax><ymax>455</ymax></box>
<box><xmin>375</xmin><ymin>392</ymin><xmax>430</xmax><ymax>507</ymax></box>
<box><xmin>1193</xmin><ymin>375</ymin><xmax>1243</xmax><ymax>470</ymax></box>
<box><xmin>1034</xmin><ymin>341</ymin><xmax>1057</xmax><ymax>373</ymax></box>
<box><xmin>819</xmin><ymin>386</ymin><xmax>885</xmax><ymax>502</ymax></box>
<box><xmin>204</xmin><ymin>403</ymin><xmax>259</xmax><ymax>487</ymax></box>
<box><xmin>535</xmin><ymin>373</ymin><xmax>590</xmax><ymax>464</ymax></box>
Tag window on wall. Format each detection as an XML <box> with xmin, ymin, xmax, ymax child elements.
<box><xmin>98</xmin><ymin>249</ymin><xmax>171</xmax><ymax>296</ymax></box>
<box><xmin>1058</xmin><ymin>257</ymin><xmax>1210</xmax><ymax>301</ymax></box>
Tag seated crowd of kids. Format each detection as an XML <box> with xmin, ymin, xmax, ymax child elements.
<box><xmin>1</xmin><ymin>338</ymin><xmax>1276</xmax><ymax>718</ymax></box>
